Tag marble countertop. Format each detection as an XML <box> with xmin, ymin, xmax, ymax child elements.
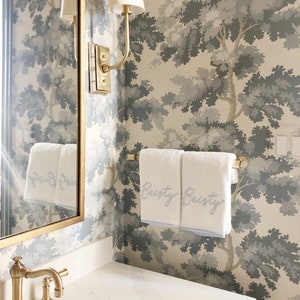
<box><xmin>63</xmin><ymin>262</ymin><xmax>255</xmax><ymax>300</ymax></box>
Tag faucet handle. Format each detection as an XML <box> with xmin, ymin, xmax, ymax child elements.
<box><xmin>12</xmin><ymin>256</ymin><xmax>29</xmax><ymax>270</ymax></box>
<box><xmin>10</xmin><ymin>256</ymin><xmax>30</xmax><ymax>278</ymax></box>
<box><xmin>13</xmin><ymin>256</ymin><xmax>23</xmax><ymax>263</ymax></box>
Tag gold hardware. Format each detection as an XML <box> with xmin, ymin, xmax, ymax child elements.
<box><xmin>10</xmin><ymin>256</ymin><xmax>67</xmax><ymax>300</ymax></box>
<box><xmin>95</xmin><ymin>44</ymin><xmax>111</xmax><ymax>92</ymax></box>
<box><xmin>234</xmin><ymin>156</ymin><xmax>249</xmax><ymax>169</ymax></box>
<box><xmin>42</xmin><ymin>268</ymin><xmax>68</xmax><ymax>300</ymax></box>
<box><xmin>126</xmin><ymin>153</ymin><xmax>140</xmax><ymax>161</ymax></box>
<box><xmin>88</xmin><ymin>5</ymin><xmax>131</xmax><ymax>94</ymax></box>
<box><xmin>10</xmin><ymin>257</ymin><xmax>30</xmax><ymax>300</ymax></box>
<box><xmin>126</xmin><ymin>153</ymin><xmax>249</xmax><ymax>169</ymax></box>
<box><xmin>89</xmin><ymin>43</ymin><xmax>111</xmax><ymax>94</ymax></box>
<box><xmin>100</xmin><ymin>5</ymin><xmax>131</xmax><ymax>73</ymax></box>
<box><xmin>73</xmin><ymin>16</ymin><xmax>78</xmax><ymax>61</ymax></box>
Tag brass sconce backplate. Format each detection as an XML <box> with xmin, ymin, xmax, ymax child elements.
<box><xmin>88</xmin><ymin>43</ymin><xmax>111</xmax><ymax>94</ymax></box>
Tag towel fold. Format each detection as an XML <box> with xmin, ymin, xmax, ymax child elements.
<box><xmin>181</xmin><ymin>151</ymin><xmax>236</xmax><ymax>238</ymax></box>
<box><xmin>24</xmin><ymin>143</ymin><xmax>77</xmax><ymax>210</ymax></box>
<box><xmin>54</xmin><ymin>144</ymin><xmax>77</xmax><ymax>209</ymax></box>
<box><xmin>231</xmin><ymin>169</ymin><xmax>238</xmax><ymax>184</ymax></box>
<box><xmin>24</xmin><ymin>143</ymin><xmax>61</xmax><ymax>204</ymax></box>
<box><xmin>139</xmin><ymin>148</ymin><xmax>183</xmax><ymax>227</ymax></box>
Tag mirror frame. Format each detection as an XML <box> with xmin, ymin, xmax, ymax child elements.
<box><xmin>0</xmin><ymin>0</ymin><xmax>86</xmax><ymax>248</ymax></box>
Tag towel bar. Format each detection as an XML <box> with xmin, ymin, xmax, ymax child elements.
<box><xmin>126</xmin><ymin>153</ymin><xmax>249</xmax><ymax>169</ymax></box>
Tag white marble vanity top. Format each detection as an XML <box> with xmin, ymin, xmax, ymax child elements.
<box><xmin>63</xmin><ymin>261</ymin><xmax>255</xmax><ymax>300</ymax></box>
<box><xmin>1</xmin><ymin>238</ymin><xmax>255</xmax><ymax>300</ymax></box>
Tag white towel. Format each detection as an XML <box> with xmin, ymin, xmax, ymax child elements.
<box><xmin>24</xmin><ymin>143</ymin><xmax>61</xmax><ymax>204</ymax></box>
<box><xmin>231</xmin><ymin>168</ymin><xmax>238</xmax><ymax>184</ymax></box>
<box><xmin>54</xmin><ymin>144</ymin><xmax>77</xmax><ymax>209</ymax></box>
<box><xmin>181</xmin><ymin>151</ymin><xmax>237</xmax><ymax>238</ymax></box>
<box><xmin>140</xmin><ymin>148</ymin><xmax>183</xmax><ymax>227</ymax></box>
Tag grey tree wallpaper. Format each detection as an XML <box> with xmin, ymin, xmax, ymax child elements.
<box><xmin>4</xmin><ymin>0</ymin><xmax>78</xmax><ymax>234</ymax></box>
<box><xmin>112</xmin><ymin>1</ymin><xmax>300</xmax><ymax>300</ymax></box>
<box><xmin>0</xmin><ymin>1</ymin><xmax>299</xmax><ymax>300</ymax></box>
<box><xmin>0</xmin><ymin>0</ymin><xmax>117</xmax><ymax>280</ymax></box>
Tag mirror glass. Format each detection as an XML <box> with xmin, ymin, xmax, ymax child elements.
<box><xmin>0</xmin><ymin>0</ymin><xmax>85</xmax><ymax>247</ymax></box>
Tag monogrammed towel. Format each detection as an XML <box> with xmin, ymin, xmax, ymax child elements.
<box><xmin>54</xmin><ymin>144</ymin><xmax>77</xmax><ymax>209</ymax></box>
<box><xmin>24</xmin><ymin>143</ymin><xmax>61</xmax><ymax>204</ymax></box>
<box><xmin>181</xmin><ymin>151</ymin><xmax>236</xmax><ymax>238</ymax></box>
<box><xmin>140</xmin><ymin>148</ymin><xmax>183</xmax><ymax>227</ymax></box>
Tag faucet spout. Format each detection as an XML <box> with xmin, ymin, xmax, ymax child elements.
<box><xmin>10</xmin><ymin>257</ymin><xmax>66</xmax><ymax>300</ymax></box>
<box><xmin>25</xmin><ymin>268</ymin><xmax>64</xmax><ymax>297</ymax></box>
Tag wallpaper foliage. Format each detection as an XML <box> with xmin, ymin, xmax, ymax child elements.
<box><xmin>0</xmin><ymin>1</ymin><xmax>299</xmax><ymax>300</ymax></box>
<box><xmin>2</xmin><ymin>0</ymin><xmax>78</xmax><ymax>236</ymax></box>
<box><xmin>111</xmin><ymin>1</ymin><xmax>300</xmax><ymax>300</ymax></box>
<box><xmin>0</xmin><ymin>0</ymin><xmax>116</xmax><ymax>280</ymax></box>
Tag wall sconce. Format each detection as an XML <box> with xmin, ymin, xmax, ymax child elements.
<box><xmin>89</xmin><ymin>0</ymin><xmax>145</xmax><ymax>94</ymax></box>
<box><xmin>60</xmin><ymin>0</ymin><xmax>78</xmax><ymax>60</ymax></box>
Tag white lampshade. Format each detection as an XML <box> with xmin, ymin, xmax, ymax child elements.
<box><xmin>60</xmin><ymin>0</ymin><xmax>77</xmax><ymax>22</ymax></box>
<box><xmin>108</xmin><ymin>0</ymin><xmax>145</xmax><ymax>15</ymax></box>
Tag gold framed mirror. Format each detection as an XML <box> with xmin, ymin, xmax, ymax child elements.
<box><xmin>0</xmin><ymin>0</ymin><xmax>85</xmax><ymax>248</ymax></box>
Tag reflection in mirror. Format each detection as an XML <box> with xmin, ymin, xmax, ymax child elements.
<box><xmin>0</xmin><ymin>0</ymin><xmax>84</xmax><ymax>245</ymax></box>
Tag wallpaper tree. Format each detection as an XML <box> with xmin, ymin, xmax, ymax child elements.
<box><xmin>10</xmin><ymin>1</ymin><xmax>77</xmax><ymax>230</ymax></box>
<box><xmin>159</xmin><ymin>0</ymin><xmax>300</xmax><ymax>124</ymax></box>
<box><xmin>14</xmin><ymin>0</ymin><xmax>76</xmax><ymax>145</ymax></box>
<box><xmin>113</xmin><ymin>1</ymin><xmax>300</xmax><ymax>299</ymax></box>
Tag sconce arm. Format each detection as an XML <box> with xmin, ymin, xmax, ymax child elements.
<box><xmin>102</xmin><ymin>5</ymin><xmax>130</xmax><ymax>73</ymax></box>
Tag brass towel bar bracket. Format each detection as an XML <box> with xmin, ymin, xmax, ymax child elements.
<box><xmin>126</xmin><ymin>153</ymin><xmax>249</xmax><ymax>169</ymax></box>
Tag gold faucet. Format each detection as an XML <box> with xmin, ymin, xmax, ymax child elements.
<box><xmin>41</xmin><ymin>268</ymin><xmax>68</xmax><ymax>300</ymax></box>
<box><xmin>10</xmin><ymin>256</ymin><xmax>67</xmax><ymax>300</ymax></box>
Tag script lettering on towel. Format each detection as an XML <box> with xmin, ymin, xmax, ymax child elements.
<box><xmin>28</xmin><ymin>171</ymin><xmax>56</xmax><ymax>188</ymax></box>
<box><xmin>141</xmin><ymin>181</ymin><xmax>179</xmax><ymax>207</ymax></box>
<box><xmin>57</xmin><ymin>173</ymin><xmax>76</xmax><ymax>191</ymax></box>
<box><xmin>28</xmin><ymin>172</ymin><xmax>75</xmax><ymax>190</ymax></box>
<box><xmin>183</xmin><ymin>187</ymin><xmax>224</xmax><ymax>215</ymax></box>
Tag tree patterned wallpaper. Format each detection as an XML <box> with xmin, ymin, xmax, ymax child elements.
<box><xmin>0</xmin><ymin>0</ymin><xmax>117</xmax><ymax>280</ymax></box>
<box><xmin>112</xmin><ymin>1</ymin><xmax>300</xmax><ymax>300</ymax></box>
<box><xmin>2</xmin><ymin>0</ymin><xmax>78</xmax><ymax>235</ymax></box>
<box><xmin>0</xmin><ymin>1</ymin><xmax>299</xmax><ymax>300</ymax></box>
